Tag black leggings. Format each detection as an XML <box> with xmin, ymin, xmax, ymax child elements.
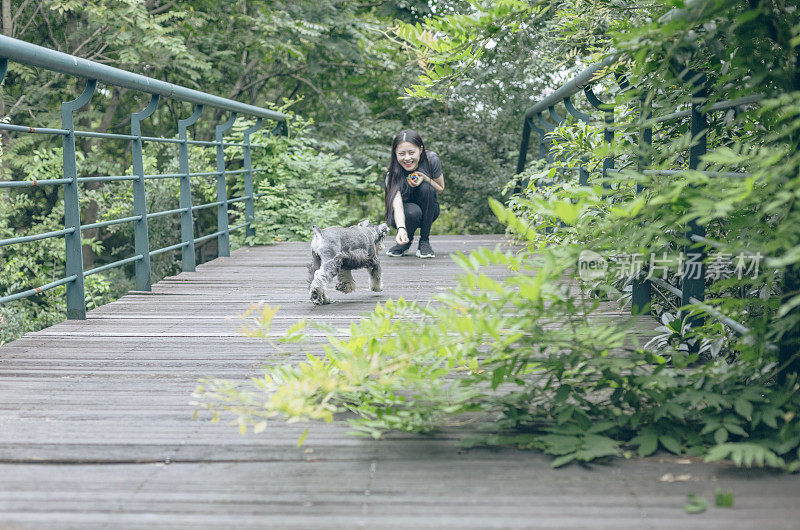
<box><xmin>392</xmin><ymin>181</ymin><xmax>440</xmax><ymax>242</ymax></box>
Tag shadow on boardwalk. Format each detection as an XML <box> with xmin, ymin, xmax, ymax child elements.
<box><xmin>1</xmin><ymin>235</ymin><xmax>798</xmax><ymax>528</ymax></box>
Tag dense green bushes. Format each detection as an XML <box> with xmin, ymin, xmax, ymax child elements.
<box><xmin>238</xmin><ymin>115</ymin><xmax>383</xmax><ymax>244</ymax></box>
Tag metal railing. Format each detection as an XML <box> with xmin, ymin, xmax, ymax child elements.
<box><xmin>515</xmin><ymin>56</ymin><xmax>778</xmax><ymax>348</ymax></box>
<box><xmin>0</xmin><ymin>36</ymin><xmax>287</xmax><ymax>319</ymax></box>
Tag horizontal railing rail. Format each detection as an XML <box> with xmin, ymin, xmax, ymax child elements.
<box><xmin>516</xmin><ymin>54</ymin><xmax>784</xmax><ymax>356</ymax></box>
<box><xmin>0</xmin><ymin>36</ymin><xmax>284</xmax><ymax>121</ymax></box>
<box><xmin>0</xmin><ymin>36</ymin><xmax>287</xmax><ymax>319</ymax></box>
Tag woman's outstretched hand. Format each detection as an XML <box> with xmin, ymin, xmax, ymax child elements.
<box><xmin>396</xmin><ymin>227</ymin><xmax>409</xmax><ymax>244</ymax></box>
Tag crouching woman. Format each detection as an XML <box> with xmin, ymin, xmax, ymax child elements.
<box><xmin>384</xmin><ymin>129</ymin><xmax>445</xmax><ymax>258</ymax></box>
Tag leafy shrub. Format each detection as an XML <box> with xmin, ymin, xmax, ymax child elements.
<box><xmin>229</xmin><ymin>112</ymin><xmax>384</xmax><ymax>245</ymax></box>
<box><xmin>194</xmin><ymin>201</ymin><xmax>799</xmax><ymax>470</ymax></box>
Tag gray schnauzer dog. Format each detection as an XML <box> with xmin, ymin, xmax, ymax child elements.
<box><xmin>308</xmin><ymin>220</ymin><xmax>390</xmax><ymax>305</ymax></box>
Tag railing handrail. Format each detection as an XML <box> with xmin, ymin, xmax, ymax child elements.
<box><xmin>0</xmin><ymin>37</ymin><xmax>288</xmax><ymax>321</ymax></box>
<box><xmin>523</xmin><ymin>55</ymin><xmax>619</xmax><ymax>120</ymax></box>
<box><xmin>0</xmin><ymin>35</ymin><xmax>286</xmax><ymax>122</ymax></box>
<box><xmin>515</xmin><ymin>55</ymin><xmax>777</xmax><ymax>352</ymax></box>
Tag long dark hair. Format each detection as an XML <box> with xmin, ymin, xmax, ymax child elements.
<box><xmin>384</xmin><ymin>129</ymin><xmax>426</xmax><ymax>225</ymax></box>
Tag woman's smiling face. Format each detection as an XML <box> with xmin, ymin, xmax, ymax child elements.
<box><xmin>395</xmin><ymin>141</ymin><xmax>421</xmax><ymax>172</ymax></box>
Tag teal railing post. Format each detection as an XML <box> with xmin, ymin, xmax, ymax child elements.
<box><xmin>178</xmin><ymin>104</ymin><xmax>203</xmax><ymax>271</ymax></box>
<box><xmin>602</xmin><ymin>107</ymin><xmax>614</xmax><ymax>183</ymax></box>
<box><xmin>514</xmin><ymin>116</ymin><xmax>548</xmax><ymax>193</ymax></box>
<box><xmin>533</xmin><ymin>119</ymin><xmax>547</xmax><ymax>161</ymax></box>
<box><xmin>513</xmin><ymin>117</ymin><xmax>532</xmax><ymax>195</ymax></box>
<box><xmin>584</xmin><ymin>87</ymin><xmax>614</xmax><ymax>187</ymax></box>
<box><xmin>563</xmin><ymin>96</ymin><xmax>592</xmax><ymax>185</ymax></box>
<box><xmin>215</xmin><ymin>113</ymin><xmax>237</xmax><ymax>257</ymax></box>
<box><xmin>242</xmin><ymin>118</ymin><xmax>263</xmax><ymax>241</ymax></box>
<box><xmin>533</xmin><ymin>113</ymin><xmax>556</xmax><ymax>164</ymax></box>
<box><xmin>632</xmin><ymin>95</ymin><xmax>653</xmax><ymax>314</ymax></box>
<box><xmin>130</xmin><ymin>94</ymin><xmax>160</xmax><ymax>291</ymax></box>
<box><xmin>515</xmin><ymin>117</ymin><xmax>532</xmax><ymax>176</ymax></box>
<box><xmin>681</xmin><ymin>74</ymin><xmax>707</xmax><ymax>324</ymax></box>
<box><xmin>61</xmin><ymin>79</ymin><xmax>97</xmax><ymax>319</ymax></box>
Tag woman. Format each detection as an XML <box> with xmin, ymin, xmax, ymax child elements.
<box><xmin>384</xmin><ymin>129</ymin><xmax>445</xmax><ymax>258</ymax></box>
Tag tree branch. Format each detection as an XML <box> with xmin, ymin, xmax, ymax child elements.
<box><xmin>16</xmin><ymin>1</ymin><xmax>42</xmax><ymax>40</ymax></box>
<box><xmin>227</xmin><ymin>56</ymin><xmax>262</xmax><ymax>100</ymax></box>
<box><xmin>355</xmin><ymin>0</ymin><xmax>392</xmax><ymax>8</ymax></box>
<box><xmin>72</xmin><ymin>25</ymin><xmax>106</xmax><ymax>57</ymax></box>
<box><xmin>374</xmin><ymin>106</ymin><xmax>398</xmax><ymax>119</ymax></box>
<box><xmin>40</xmin><ymin>6</ymin><xmax>63</xmax><ymax>52</ymax></box>
<box><xmin>289</xmin><ymin>74</ymin><xmax>334</xmax><ymax>122</ymax></box>
<box><xmin>238</xmin><ymin>68</ymin><xmax>302</xmax><ymax>95</ymax></box>
<box><xmin>96</xmin><ymin>87</ymin><xmax>126</xmax><ymax>134</ymax></box>
<box><xmin>149</xmin><ymin>0</ymin><xmax>176</xmax><ymax>16</ymax></box>
<box><xmin>10</xmin><ymin>0</ymin><xmax>34</xmax><ymax>28</ymax></box>
<box><xmin>87</xmin><ymin>40</ymin><xmax>115</xmax><ymax>63</ymax></box>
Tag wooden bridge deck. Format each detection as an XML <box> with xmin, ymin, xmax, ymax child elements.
<box><xmin>1</xmin><ymin>235</ymin><xmax>798</xmax><ymax>528</ymax></box>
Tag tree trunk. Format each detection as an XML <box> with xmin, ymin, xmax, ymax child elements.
<box><xmin>0</xmin><ymin>1</ymin><xmax>11</xmax><ymax>175</ymax></box>
<box><xmin>80</xmin><ymin>87</ymin><xmax>125</xmax><ymax>268</ymax></box>
<box><xmin>2</xmin><ymin>0</ymin><xmax>12</xmax><ymax>37</ymax></box>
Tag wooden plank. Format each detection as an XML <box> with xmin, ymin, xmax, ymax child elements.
<box><xmin>0</xmin><ymin>234</ymin><xmax>798</xmax><ymax>527</ymax></box>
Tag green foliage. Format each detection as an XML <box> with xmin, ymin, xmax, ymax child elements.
<box><xmin>243</xmin><ymin>113</ymin><xmax>383</xmax><ymax>244</ymax></box>
<box><xmin>715</xmin><ymin>488</ymin><xmax>734</xmax><ymax>508</ymax></box>
<box><xmin>705</xmin><ymin>443</ymin><xmax>786</xmax><ymax>469</ymax></box>
<box><xmin>194</xmin><ymin>212</ymin><xmax>800</xmax><ymax>470</ymax></box>
<box><xmin>393</xmin><ymin>0</ymin><xmax>537</xmax><ymax>101</ymax></box>
<box><xmin>194</xmin><ymin>0</ymin><xmax>800</xmax><ymax>473</ymax></box>
<box><xmin>685</xmin><ymin>493</ymin><xmax>708</xmax><ymax>514</ymax></box>
<box><xmin>0</xmin><ymin>147</ymin><xmax>127</xmax><ymax>344</ymax></box>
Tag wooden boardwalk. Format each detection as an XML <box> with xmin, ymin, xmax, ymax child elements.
<box><xmin>1</xmin><ymin>235</ymin><xmax>799</xmax><ymax>528</ymax></box>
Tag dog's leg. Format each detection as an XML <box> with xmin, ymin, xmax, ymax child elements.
<box><xmin>307</xmin><ymin>252</ymin><xmax>322</xmax><ymax>284</ymax></box>
<box><xmin>336</xmin><ymin>269</ymin><xmax>356</xmax><ymax>294</ymax></box>
<box><xmin>368</xmin><ymin>260</ymin><xmax>383</xmax><ymax>292</ymax></box>
<box><xmin>310</xmin><ymin>268</ymin><xmax>331</xmax><ymax>305</ymax></box>
<box><xmin>309</xmin><ymin>258</ymin><xmax>339</xmax><ymax>305</ymax></box>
